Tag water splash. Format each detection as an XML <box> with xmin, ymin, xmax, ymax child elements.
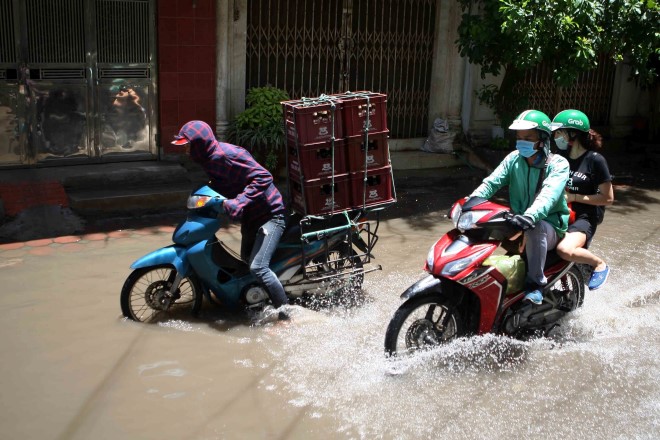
<box><xmin>259</xmin><ymin>240</ymin><xmax>660</xmax><ymax>439</ymax></box>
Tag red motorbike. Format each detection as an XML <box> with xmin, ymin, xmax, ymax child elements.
<box><xmin>384</xmin><ymin>197</ymin><xmax>585</xmax><ymax>356</ymax></box>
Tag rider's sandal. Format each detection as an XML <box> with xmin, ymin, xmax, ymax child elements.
<box><xmin>588</xmin><ymin>265</ymin><xmax>610</xmax><ymax>290</ymax></box>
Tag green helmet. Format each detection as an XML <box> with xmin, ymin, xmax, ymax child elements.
<box><xmin>509</xmin><ymin>110</ymin><xmax>552</xmax><ymax>136</ymax></box>
<box><xmin>550</xmin><ymin>109</ymin><xmax>590</xmax><ymax>132</ymax></box>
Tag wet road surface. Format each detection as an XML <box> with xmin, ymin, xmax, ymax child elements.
<box><xmin>1</xmin><ymin>176</ymin><xmax>658</xmax><ymax>439</ymax></box>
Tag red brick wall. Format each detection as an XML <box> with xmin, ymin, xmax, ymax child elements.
<box><xmin>0</xmin><ymin>182</ymin><xmax>68</xmax><ymax>216</ymax></box>
<box><xmin>158</xmin><ymin>0</ymin><xmax>217</xmax><ymax>153</ymax></box>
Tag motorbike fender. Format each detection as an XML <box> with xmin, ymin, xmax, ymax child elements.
<box><xmin>130</xmin><ymin>245</ymin><xmax>190</xmax><ymax>274</ymax></box>
<box><xmin>400</xmin><ymin>274</ymin><xmax>442</xmax><ymax>300</ymax></box>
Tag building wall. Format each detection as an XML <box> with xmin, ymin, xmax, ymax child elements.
<box><xmin>157</xmin><ymin>0</ymin><xmax>217</xmax><ymax>153</ymax></box>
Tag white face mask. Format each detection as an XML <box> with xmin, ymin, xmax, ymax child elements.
<box><xmin>554</xmin><ymin>132</ymin><xmax>570</xmax><ymax>150</ymax></box>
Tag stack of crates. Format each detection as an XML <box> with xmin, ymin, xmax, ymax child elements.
<box><xmin>282</xmin><ymin>91</ymin><xmax>395</xmax><ymax>216</ymax></box>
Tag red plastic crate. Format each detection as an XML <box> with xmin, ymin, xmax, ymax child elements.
<box><xmin>346</xmin><ymin>130</ymin><xmax>390</xmax><ymax>173</ymax></box>
<box><xmin>349</xmin><ymin>166</ymin><xmax>395</xmax><ymax>208</ymax></box>
<box><xmin>282</xmin><ymin>98</ymin><xmax>344</xmax><ymax>145</ymax></box>
<box><xmin>289</xmin><ymin>173</ymin><xmax>352</xmax><ymax>216</ymax></box>
<box><xmin>287</xmin><ymin>138</ymin><xmax>348</xmax><ymax>179</ymax></box>
<box><xmin>332</xmin><ymin>91</ymin><xmax>387</xmax><ymax>137</ymax></box>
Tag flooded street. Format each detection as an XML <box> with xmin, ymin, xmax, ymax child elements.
<box><xmin>1</xmin><ymin>181</ymin><xmax>658</xmax><ymax>439</ymax></box>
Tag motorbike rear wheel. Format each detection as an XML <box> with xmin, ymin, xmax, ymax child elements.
<box><xmin>120</xmin><ymin>265</ymin><xmax>202</xmax><ymax>323</ymax></box>
<box><xmin>302</xmin><ymin>242</ymin><xmax>364</xmax><ymax>307</ymax></box>
<box><xmin>384</xmin><ymin>294</ymin><xmax>466</xmax><ymax>357</ymax></box>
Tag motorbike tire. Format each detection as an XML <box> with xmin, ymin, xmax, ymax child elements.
<box><xmin>120</xmin><ymin>265</ymin><xmax>203</xmax><ymax>323</ymax></box>
<box><xmin>559</xmin><ymin>265</ymin><xmax>585</xmax><ymax>310</ymax></box>
<box><xmin>384</xmin><ymin>293</ymin><xmax>466</xmax><ymax>357</ymax></box>
<box><xmin>302</xmin><ymin>243</ymin><xmax>364</xmax><ymax>307</ymax></box>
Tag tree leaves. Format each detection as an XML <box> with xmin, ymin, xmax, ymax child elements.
<box><xmin>456</xmin><ymin>0</ymin><xmax>659</xmax><ymax>86</ymax></box>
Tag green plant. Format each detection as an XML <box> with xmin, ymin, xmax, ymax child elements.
<box><xmin>490</xmin><ymin>136</ymin><xmax>511</xmax><ymax>150</ymax></box>
<box><xmin>226</xmin><ymin>86</ymin><xmax>290</xmax><ymax>172</ymax></box>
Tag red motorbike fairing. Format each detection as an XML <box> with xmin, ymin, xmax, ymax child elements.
<box><xmin>457</xmin><ymin>267</ymin><xmax>507</xmax><ymax>333</ymax></box>
<box><xmin>425</xmin><ymin>229</ymin><xmax>499</xmax><ymax>281</ymax></box>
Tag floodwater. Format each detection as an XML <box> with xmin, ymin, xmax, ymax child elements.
<box><xmin>0</xmin><ymin>183</ymin><xmax>658</xmax><ymax>439</ymax></box>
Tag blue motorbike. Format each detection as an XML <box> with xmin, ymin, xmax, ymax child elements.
<box><xmin>120</xmin><ymin>185</ymin><xmax>380</xmax><ymax>322</ymax></box>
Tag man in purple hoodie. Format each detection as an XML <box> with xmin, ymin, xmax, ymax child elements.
<box><xmin>172</xmin><ymin>120</ymin><xmax>290</xmax><ymax>320</ymax></box>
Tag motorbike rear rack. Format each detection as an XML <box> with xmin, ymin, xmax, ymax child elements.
<box><xmin>297</xmin><ymin>208</ymin><xmax>383</xmax><ymax>281</ymax></box>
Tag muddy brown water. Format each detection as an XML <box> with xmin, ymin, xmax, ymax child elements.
<box><xmin>1</xmin><ymin>183</ymin><xmax>658</xmax><ymax>439</ymax></box>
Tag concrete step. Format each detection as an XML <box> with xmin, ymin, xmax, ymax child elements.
<box><xmin>68</xmin><ymin>183</ymin><xmax>192</xmax><ymax>216</ymax></box>
<box><xmin>390</xmin><ymin>150</ymin><xmax>463</xmax><ymax>170</ymax></box>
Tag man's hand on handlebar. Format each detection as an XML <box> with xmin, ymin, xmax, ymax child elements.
<box><xmin>507</xmin><ymin>214</ymin><xmax>535</xmax><ymax>231</ymax></box>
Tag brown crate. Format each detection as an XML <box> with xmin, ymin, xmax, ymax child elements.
<box><xmin>331</xmin><ymin>91</ymin><xmax>388</xmax><ymax>137</ymax></box>
<box><xmin>289</xmin><ymin>173</ymin><xmax>352</xmax><ymax>216</ymax></box>
<box><xmin>349</xmin><ymin>166</ymin><xmax>395</xmax><ymax>209</ymax></box>
<box><xmin>282</xmin><ymin>98</ymin><xmax>343</xmax><ymax>145</ymax></box>
<box><xmin>287</xmin><ymin>138</ymin><xmax>348</xmax><ymax>179</ymax></box>
<box><xmin>345</xmin><ymin>130</ymin><xmax>390</xmax><ymax>173</ymax></box>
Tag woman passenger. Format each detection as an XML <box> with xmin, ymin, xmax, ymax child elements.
<box><xmin>551</xmin><ymin>109</ymin><xmax>614</xmax><ymax>290</ymax></box>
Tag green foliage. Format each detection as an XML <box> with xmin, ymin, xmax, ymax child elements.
<box><xmin>457</xmin><ymin>0</ymin><xmax>660</xmax><ymax>113</ymax></box>
<box><xmin>226</xmin><ymin>86</ymin><xmax>290</xmax><ymax>172</ymax></box>
<box><xmin>490</xmin><ymin>136</ymin><xmax>511</xmax><ymax>150</ymax></box>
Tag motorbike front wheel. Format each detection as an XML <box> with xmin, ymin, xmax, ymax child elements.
<box><xmin>120</xmin><ymin>265</ymin><xmax>203</xmax><ymax>323</ymax></box>
<box><xmin>384</xmin><ymin>294</ymin><xmax>466</xmax><ymax>357</ymax></box>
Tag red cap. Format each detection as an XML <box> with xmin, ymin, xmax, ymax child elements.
<box><xmin>171</xmin><ymin>136</ymin><xmax>189</xmax><ymax>146</ymax></box>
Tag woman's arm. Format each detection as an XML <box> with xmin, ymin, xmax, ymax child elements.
<box><xmin>569</xmin><ymin>181</ymin><xmax>614</xmax><ymax>206</ymax></box>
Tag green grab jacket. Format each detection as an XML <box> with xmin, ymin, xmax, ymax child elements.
<box><xmin>470</xmin><ymin>151</ymin><xmax>571</xmax><ymax>237</ymax></box>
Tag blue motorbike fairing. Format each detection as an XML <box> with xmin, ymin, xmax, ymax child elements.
<box><xmin>187</xmin><ymin>240</ymin><xmax>244</xmax><ymax>308</ymax></box>
<box><xmin>400</xmin><ymin>274</ymin><xmax>442</xmax><ymax>299</ymax></box>
<box><xmin>173</xmin><ymin>215</ymin><xmax>221</xmax><ymax>245</ymax></box>
<box><xmin>130</xmin><ymin>245</ymin><xmax>190</xmax><ymax>274</ymax></box>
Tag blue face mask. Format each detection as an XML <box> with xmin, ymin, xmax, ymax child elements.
<box><xmin>516</xmin><ymin>140</ymin><xmax>537</xmax><ymax>157</ymax></box>
<box><xmin>554</xmin><ymin>135</ymin><xmax>569</xmax><ymax>150</ymax></box>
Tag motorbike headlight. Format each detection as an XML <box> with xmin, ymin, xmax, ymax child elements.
<box><xmin>187</xmin><ymin>195</ymin><xmax>212</xmax><ymax>209</ymax></box>
<box><xmin>440</xmin><ymin>248</ymin><xmax>491</xmax><ymax>276</ymax></box>
<box><xmin>449</xmin><ymin>203</ymin><xmax>462</xmax><ymax>227</ymax></box>
<box><xmin>456</xmin><ymin>210</ymin><xmax>489</xmax><ymax>232</ymax></box>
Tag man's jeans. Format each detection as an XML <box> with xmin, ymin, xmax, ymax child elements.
<box><xmin>241</xmin><ymin>215</ymin><xmax>289</xmax><ymax>308</ymax></box>
<box><xmin>524</xmin><ymin>219</ymin><xmax>559</xmax><ymax>288</ymax></box>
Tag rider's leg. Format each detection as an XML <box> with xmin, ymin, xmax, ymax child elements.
<box><xmin>247</xmin><ymin>215</ymin><xmax>289</xmax><ymax>310</ymax></box>
<box><xmin>523</xmin><ymin>220</ymin><xmax>558</xmax><ymax>303</ymax></box>
<box><xmin>556</xmin><ymin>231</ymin><xmax>606</xmax><ymax>270</ymax></box>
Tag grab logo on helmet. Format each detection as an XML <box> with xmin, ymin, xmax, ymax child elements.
<box><xmin>568</xmin><ymin>118</ymin><xmax>584</xmax><ymax>126</ymax></box>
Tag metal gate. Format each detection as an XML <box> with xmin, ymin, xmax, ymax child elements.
<box><xmin>520</xmin><ymin>54</ymin><xmax>616</xmax><ymax>126</ymax></box>
<box><xmin>246</xmin><ymin>0</ymin><xmax>437</xmax><ymax>138</ymax></box>
<box><xmin>0</xmin><ymin>0</ymin><xmax>156</xmax><ymax>167</ymax></box>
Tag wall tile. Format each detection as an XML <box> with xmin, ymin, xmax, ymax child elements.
<box><xmin>158</xmin><ymin>17</ymin><xmax>178</xmax><ymax>45</ymax></box>
<box><xmin>159</xmin><ymin>72</ymin><xmax>179</xmax><ymax>100</ymax></box>
<box><xmin>177</xmin><ymin>0</ymin><xmax>195</xmax><ymax>18</ymax></box>
<box><xmin>176</xmin><ymin>17</ymin><xmax>195</xmax><ymax>45</ymax></box>
<box><xmin>194</xmin><ymin>18</ymin><xmax>216</xmax><ymax>45</ymax></box>
<box><xmin>177</xmin><ymin>46</ymin><xmax>197</xmax><ymax>72</ymax></box>
<box><xmin>158</xmin><ymin>0</ymin><xmax>177</xmax><ymax>17</ymax></box>
<box><xmin>193</xmin><ymin>46</ymin><xmax>216</xmax><ymax>72</ymax></box>
<box><xmin>193</xmin><ymin>72</ymin><xmax>215</xmax><ymax>100</ymax></box>
<box><xmin>194</xmin><ymin>0</ymin><xmax>215</xmax><ymax>18</ymax></box>
<box><xmin>196</xmin><ymin>99</ymin><xmax>216</xmax><ymax>125</ymax></box>
<box><xmin>178</xmin><ymin>72</ymin><xmax>197</xmax><ymax>101</ymax></box>
<box><xmin>159</xmin><ymin>100</ymin><xmax>179</xmax><ymax>126</ymax></box>
<box><xmin>158</xmin><ymin>45</ymin><xmax>178</xmax><ymax>73</ymax></box>
<box><xmin>178</xmin><ymin>100</ymin><xmax>198</xmax><ymax>122</ymax></box>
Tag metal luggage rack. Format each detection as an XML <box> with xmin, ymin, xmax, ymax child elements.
<box><xmin>297</xmin><ymin>209</ymin><xmax>383</xmax><ymax>282</ymax></box>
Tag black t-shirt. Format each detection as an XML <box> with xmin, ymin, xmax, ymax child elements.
<box><xmin>565</xmin><ymin>151</ymin><xmax>611</xmax><ymax>224</ymax></box>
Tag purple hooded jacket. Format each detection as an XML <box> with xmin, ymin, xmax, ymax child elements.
<box><xmin>176</xmin><ymin>120</ymin><xmax>285</xmax><ymax>226</ymax></box>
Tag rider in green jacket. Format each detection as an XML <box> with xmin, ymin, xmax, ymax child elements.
<box><xmin>470</xmin><ymin>110</ymin><xmax>570</xmax><ymax>304</ymax></box>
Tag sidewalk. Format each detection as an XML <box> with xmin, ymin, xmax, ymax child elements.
<box><xmin>1</xmin><ymin>139</ymin><xmax>657</xmax><ymax>244</ymax></box>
